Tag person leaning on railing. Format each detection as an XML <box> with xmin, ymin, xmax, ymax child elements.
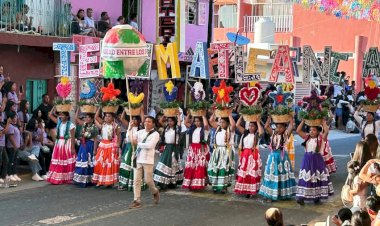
<box><xmin>0</xmin><ymin>1</ymin><xmax>16</xmax><ymax>30</ymax></box>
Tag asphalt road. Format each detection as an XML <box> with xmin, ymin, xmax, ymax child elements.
<box><xmin>0</xmin><ymin>134</ymin><xmax>359</xmax><ymax>226</ymax></box>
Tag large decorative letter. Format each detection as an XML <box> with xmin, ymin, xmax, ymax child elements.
<box><xmin>363</xmin><ymin>47</ymin><xmax>380</xmax><ymax>78</ymax></box>
<box><xmin>269</xmin><ymin>45</ymin><xmax>295</xmax><ymax>83</ymax></box>
<box><xmin>155</xmin><ymin>42</ymin><xmax>181</xmax><ymax>80</ymax></box>
<box><xmin>79</xmin><ymin>43</ymin><xmax>100</xmax><ymax>78</ymax></box>
<box><xmin>190</xmin><ymin>42</ymin><xmax>209</xmax><ymax>78</ymax></box>
<box><xmin>53</xmin><ymin>43</ymin><xmax>76</xmax><ymax>76</ymax></box>
<box><xmin>210</xmin><ymin>42</ymin><xmax>234</xmax><ymax>79</ymax></box>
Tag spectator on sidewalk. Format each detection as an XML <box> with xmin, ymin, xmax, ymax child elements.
<box><xmin>36</xmin><ymin>94</ymin><xmax>56</xmax><ymax>142</ymax></box>
<box><xmin>97</xmin><ymin>11</ymin><xmax>112</xmax><ymax>37</ymax></box>
<box><xmin>116</xmin><ymin>16</ymin><xmax>125</xmax><ymax>25</ymax></box>
<box><xmin>331</xmin><ymin>207</ymin><xmax>352</xmax><ymax>226</ymax></box>
<box><xmin>129</xmin><ymin>13</ymin><xmax>138</xmax><ymax>30</ymax></box>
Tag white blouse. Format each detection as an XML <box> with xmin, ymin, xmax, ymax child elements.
<box><xmin>59</xmin><ymin>122</ymin><xmax>75</xmax><ymax>137</ymax></box>
<box><xmin>192</xmin><ymin>127</ymin><xmax>210</xmax><ymax>143</ymax></box>
<box><xmin>102</xmin><ymin>124</ymin><xmax>114</xmax><ymax>140</ymax></box>
<box><xmin>215</xmin><ymin>129</ymin><xmax>234</xmax><ymax>146</ymax></box>
<box><xmin>242</xmin><ymin>133</ymin><xmax>255</xmax><ymax>149</ymax></box>
<box><xmin>305</xmin><ymin>136</ymin><xmax>325</xmax><ymax>154</ymax></box>
<box><xmin>165</xmin><ymin>128</ymin><xmax>176</xmax><ymax>144</ymax></box>
<box><xmin>125</xmin><ymin>127</ymin><xmax>138</xmax><ymax>143</ymax></box>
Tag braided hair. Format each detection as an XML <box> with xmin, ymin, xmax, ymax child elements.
<box><xmin>189</xmin><ymin>116</ymin><xmax>205</xmax><ymax>143</ymax></box>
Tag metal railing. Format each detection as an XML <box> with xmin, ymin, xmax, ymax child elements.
<box><xmin>243</xmin><ymin>15</ymin><xmax>293</xmax><ymax>33</ymax></box>
<box><xmin>0</xmin><ymin>0</ymin><xmax>73</xmax><ymax>37</ymax></box>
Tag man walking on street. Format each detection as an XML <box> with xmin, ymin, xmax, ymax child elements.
<box><xmin>129</xmin><ymin>116</ymin><xmax>160</xmax><ymax>209</ymax></box>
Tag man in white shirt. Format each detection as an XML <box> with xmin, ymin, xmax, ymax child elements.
<box><xmin>84</xmin><ymin>8</ymin><xmax>95</xmax><ymax>28</ymax></box>
<box><xmin>129</xmin><ymin>116</ymin><xmax>160</xmax><ymax>209</ymax></box>
<box><xmin>354</xmin><ymin>105</ymin><xmax>380</xmax><ymax>139</ymax></box>
<box><xmin>129</xmin><ymin>13</ymin><xmax>138</xmax><ymax>30</ymax></box>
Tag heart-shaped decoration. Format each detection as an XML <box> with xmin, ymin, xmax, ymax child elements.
<box><xmin>239</xmin><ymin>87</ymin><xmax>260</xmax><ymax>106</ymax></box>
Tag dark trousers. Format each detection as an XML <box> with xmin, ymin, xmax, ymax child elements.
<box><xmin>6</xmin><ymin>148</ymin><xmax>17</xmax><ymax>175</ymax></box>
<box><xmin>38</xmin><ymin>148</ymin><xmax>52</xmax><ymax>176</ymax></box>
<box><xmin>0</xmin><ymin>146</ymin><xmax>8</xmax><ymax>179</ymax></box>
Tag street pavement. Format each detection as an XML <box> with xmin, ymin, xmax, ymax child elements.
<box><xmin>0</xmin><ymin>131</ymin><xmax>360</xmax><ymax>226</ymax></box>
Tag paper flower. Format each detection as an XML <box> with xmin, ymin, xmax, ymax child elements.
<box><xmin>303</xmin><ymin>89</ymin><xmax>326</xmax><ymax>111</ymax></box>
<box><xmin>130</xmin><ymin>80</ymin><xmax>144</xmax><ymax>94</ymax></box>
<box><xmin>128</xmin><ymin>92</ymin><xmax>144</xmax><ymax>104</ymax></box>
<box><xmin>191</xmin><ymin>82</ymin><xmax>205</xmax><ymax>101</ymax></box>
<box><xmin>80</xmin><ymin>80</ymin><xmax>96</xmax><ymax>99</ymax></box>
<box><xmin>101</xmin><ymin>82</ymin><xmax>121</xmax><ymax>102</ymax></box>
<box><xmin>163</xmin><ymin>80</ymin><xmax>178</xmax><ymax>102</ymax></box>
<box><xmin>212</xmin><ymin>80</ymin><xmax>233</xmax><ymax>104</ymax></box>
<box><xmin>365</xmin><ymin>78</ymin><xmax>380</xmax><ymax>100</ymax></box>
<box><xmin>239</xmin><ymin>87</ymin><xmax>260</xmax><ymax>106</ymax></box>
<box><xmin>56</xmin><ymin>76</ymin><xmax>71</xmax><ymax>99</ymax></box>
<box><xmin>268</xmin><ymin>86</ymin><xmax>292</xmax><ymax>107</ymax></box>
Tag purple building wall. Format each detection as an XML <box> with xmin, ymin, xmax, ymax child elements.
<box><xmin>71</xmin><ymin>0</ymin><xmax>123</xmax><ymax>25</ymax></box>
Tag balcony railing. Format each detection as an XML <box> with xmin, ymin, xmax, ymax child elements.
<box><xmin>243</xmin><ymin>15</ymin><xmax>293</xmax><ymax>33</ymax></box>
<box><xmin>0</xmin><ymin>0</ymin><xmax>73</xmax><ymax>37</ymax></box>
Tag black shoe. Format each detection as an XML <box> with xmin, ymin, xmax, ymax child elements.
<box><xmin>314</xmin><ymin>198</ymin><xmax>320</xmax><ymax>204</ymax></box>
<box><xmin>297</xmin><ymin>199</ymin><xmax>305</xmax><ymax>205</ymax></box>
<box><xmin>245</xmin><ymin>194</ymin><xmax>251</xmax><ymax>199</ymax></box>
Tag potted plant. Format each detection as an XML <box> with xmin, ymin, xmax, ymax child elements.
<box><xmin>238</xmin><ymin>85</ymin><xmax>262</xmax><ymax>122</ymax></box>
<box><xmin>188</xmin><ymin>82</ymin><xmax>211</xmax><ymax>117</ymax></box>
<box><xmin>160</xmin><ymin>80</ymin><xmax>180</xmax><ymax>117</ymax></box>
<box><xmin>100</xmin><ymin>82</ymin><xmax>122</xmax><ymax>113</ymax></box>
<box><xmin>212</xmin><ymin>80</ymin><xmax>234</xmax><ymax>118</ymax></box>
<box><xmin>55</xmin><ymin>76</ymin><xmax>72</xmax><ymax>112</ymax></box>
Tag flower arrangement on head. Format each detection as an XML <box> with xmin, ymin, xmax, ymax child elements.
<box><xmin>299</xmin><ymin>88</ymin><xmax>328</xmax><ymax>126</ymax></box>
<box><xmin>212</xmin><ymin>80</ymin><xmax>233</xmax><ymax>118</ymax></box>
<box><xmin>122</xmin><ymin>80</ymin><xmax>144</xmax><ymax>116</ymax></box>
<box><xmin>78</xmin><ymin>79</ymin><xmax>97</xmax><ymax>113</ymax></box>
<box><xmin>55</xmin><ymin>76</ymin><xmax>72</xmax><ymax>112</ymax></box>
<box><xmin>363</xmin><ymin>76</ymin><xmax>380</xmax><ymax>112</ymax></box>
<box><xmin>268</xmin><ymin>84</ymin><xmax>293</xmax><ymax>123</ymax></box>
<box><xmin>160</xmin><ymin>80</ymin><xmax>180</xmax><ymax>117</ymax></box>
<box><xmin>187</xmin><ymin>82</ymin><xmax>210</xmax><ymax>117</ymax></box>
<box><xmin>100</xmin><ymin>82</ymin><xmax>122</xmax><ymax>113</ymax></box>
<box><xmin>239</xmin><ymin>83</ymin><xmax>262</xmax><ymax>122</ymax></box>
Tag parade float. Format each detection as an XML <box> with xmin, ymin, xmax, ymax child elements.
<box><xmin>239</xmin><ymin>84</ymin><xmax>262</xmax><ymax>122</ymax></box>
<box><xmin>212</xmin><ymin>80</ymin><xmax>234</xmax><ymax>118</ymax></box>
<box><xmin>55</xmin><ymin>76</ymin><xmax>73</xmax><ymax>112</ymax></box>
<box><xmin>188</xmin><ymin>82</ymin><xmax>210</xmax><ymax>117</ymax></box>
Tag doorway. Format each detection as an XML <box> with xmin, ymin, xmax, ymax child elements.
<box><xmin>122</xmin><ymin>0</ymin><xmax>140</xmax><ymax>24</ymax></box>
<box><xmin>25</xmin><ymin>79</ymin><xmax>47</xmax><ymax>113</ymax></box>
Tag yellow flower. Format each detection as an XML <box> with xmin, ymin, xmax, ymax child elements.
<box><xmin>369</xmin><ymin>80</ymin><xmax>376</xmax><ymax>89</ymax></box>
<box><xmin>61</xmin><ymin>76</ymin><xmax>70</xmax><ymax>85</ymax></box>
<box><xmin>165</xmin><ymin>80</ymin><xmax>174</xmax><ymax>94</ymax></box>
<box><xmin>218</xmin><ymin>89</ymin><xmax>225</xmax><ymax>99</ymax></box>
<box><xmin>128</xmin><ymin>92</ymin><xmax>144</xmax><ymax>104</ymax></box>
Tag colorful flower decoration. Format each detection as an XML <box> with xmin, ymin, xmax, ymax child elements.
<box><xmin>302</xmin><ymin>89</ymin><xmax>326</xmax><ymax>111</ymax></box>
<box><xmin>101</xmin><ymin>82</ymin><xmax>121</xmax><ymax>102</ymax></box>
<box><xmin>130</xmin><ymin>80</ymin><xmax>144</xmax><ymax>94</ymax></box>
<box><xmin>212</xmin><ymin>80</ymin><xmax>233</xmax><ymax>104</ymax></box>
<box><xmin>163</xmin><ymin>80</ymin><xmax>178</xmax><ymax>102</ymax></box>
<box><xmin>282</xmin><ymin>83</ymin><xmax>294</xmax><ymax>92</ymax></box>
<box><xmin>268</xmin><ymin>85</ymin><xmax>292</xmax><ymax>107</ymax></box>
<box><xmin>239</xmin><ymin>87</ymin><xmax>260</xmax><ymax>106</ymax></box>
<box><xmin>128</xmin><ymin>92</ymin><xmax>144</xmax><ymax>104</ymax></box>
<box><xmin>365</xmin><ymin>77</ymin><xmax>380</xmax><ymax>100</ymax></box>
<box><xmin>80</xmin><ymin>80</ymin><xmax>96</xmax><ymax>99</ymax></box>
<box><xmin>191</xmin><ymin>82</ymin><xmax>205</xmax><ymax>102</ymax></box>
<box><xmin>56</xmin><ymin>76</ymin><xmax>72</xmax><ymax>99</ymax></box>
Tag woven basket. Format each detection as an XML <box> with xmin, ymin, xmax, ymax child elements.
<box><xmin>190</xmin><ymin>109</ymin><xmax>207</xmax><ymax>117</ymax></box>
<box><xmin>363</xmin><ymin>104</ymin><xmax>378</xmax><ymax>113</ymax></box>
<box><xmin>125</xmin><ymin>106</ymin><xmax>141</xmax><ymax>116</ymax></box>
<box><xmin>242</xmin><ymin>114</ymin><xmax>259</xmax><ymax>122</ymax></box>
<box><xmin>215</xmin><ymin>108</ymin><xmax>232</xmax><ymax>118</ymax></box>
<box><xmin>56</xmin><ymin>104</ymin><xmax>71</xmax><ymax>112</ymax></box>
<box><xmin>102</xmin><ymin>105</ymin><xmax>119</xmax><ymax>113</ymax></box>
<box><xmin>305</xmin><ymin>118</ymin><xmax>323</xmax><ymax>127</ymax></box>
<box><xmin>271</xmin><ymin>114</ymin><xmax>291</xmax><ymax>123</ymax></box>
<box><xmin>163</xmin><ymin>108</ymin><xmax>179</xmax><ymax>117</ymax></box>
<box><xmin>80</xmin><ymin>105</ymin><xmax>97</xmax><ymax>114</ymax></box>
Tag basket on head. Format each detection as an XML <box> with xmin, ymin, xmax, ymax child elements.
<box><xmin>102</xmin><ymin>105</ymin><xmax>119</xmax><ymax>113</ymax></box>
<box><xmin>215</xmin><ymin>108</ymin><xmax>232</xmax><ymax>118</ymax></box>
<box><xmin>363</xmin><ymin>104</ymin><xmax>378</xmax><ymax>113</ymax></box>
<box><xmin>271</xmin><ymin>114</ymin><xmax>291</xmax><ymax>124</ymax></box>
<box><xmin>190</xmin><ymin>109</ymin><xmax>207</xmax><ymax>117</ymax></box>
<box><xmin>56</xmin><ymin>104</ymin><xmax>72</xmax><ymax>112</ymax></box>
<box><xmin>80</xmin><ymin>105</ymin><xmax>97</xmax><ymax>114</ymax></box>
<box><xmin>304</xmin><ymin>119</ymin><xmax>323</xmax><ymax>127</ymax></box>
<box><xmin>163</xmin><ymin>108</ymin><xmax>179</xmax><ymax>117</ymax></box>
<box><xmin>242</xmin><ymin>114</ymin><xmax>259</xmax><ymax>122</ymax></box>
<box><xmin>125</xmin><ymin>106</ymin><xmax>141</xmax><ymax>116</ymax></box>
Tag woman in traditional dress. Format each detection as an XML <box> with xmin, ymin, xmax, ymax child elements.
<box><xmin>153</xmin><ymin>113</ymin><xmax>183</xmax><ymax>189</ymax></box>
<box><xmin>259</xmin><ymin>117</ymin><xmax>296</xmax><ymax>202</ymax></box>
<box><xmin>73</xmin><ymin>109</ymin><xmax>99</xmax><ymax>187</ymax></box>
<box><xmin>234</xmin><ymin>116</ymin><xmax>264</xmax><ymax>198</ymax></box>
<box><xmin>208</xmin><ymin>114</ymin><xmax>236</xmax><ymax>194</ymax></box>
<box><xmin>118</xmin><ymin>109</ymin><xmax>145</xmax><ymax>191</ymax></box>
<box><xmin>93</xmin><ymin>109</ymin><xmax>121</xmax><ymax>187</ymax></box>
<box><xmin>295</xmin><ymin>119</ymin><xmax>334</xmax><ymax>205</ymax></box>
<box><xmin>182</xmin><ymin>114</ymin><xmax>210</xmax><ymax>190</ymax></box>
<box><xmin>47</xmin><ymin>107</ymin><xmax>76</xmax><ymax>184</ymax></box>
<box><xmin>322</xmin><ymin>140</ymin><xmax>337</xmax><ymax>174</ymax></box>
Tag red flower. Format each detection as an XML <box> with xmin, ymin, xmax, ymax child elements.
<box><xmin>212</xmin><ymin>80</ymin><xmax>233</xmax><ymax>104</ymax></box>
<box><xmin>101</xmin><ymin>82</ymin><xmax>121</xmax><ymax>101</ymax></box>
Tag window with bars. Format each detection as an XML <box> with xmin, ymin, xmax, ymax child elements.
<box><xmin>213</xmin><ymin>4</ymin><xmax>237</xmax><ymax>29</ymax></box>
<box><xmin>186</xmin><ymin>0</ymin><xmax>197</xmax><ymax>24</ymax></box>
